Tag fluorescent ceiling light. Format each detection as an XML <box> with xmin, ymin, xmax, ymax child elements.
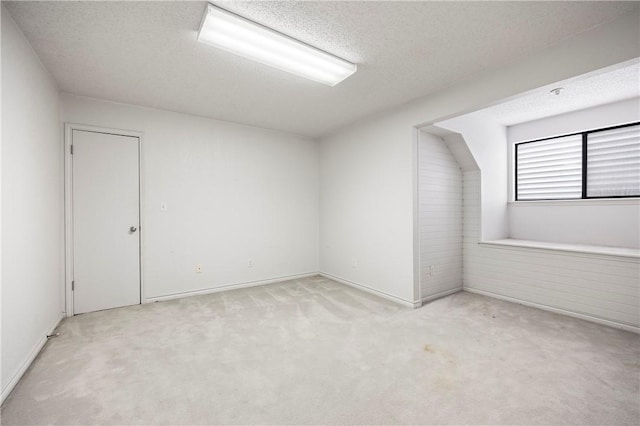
<box><xmin>197</xmin><ymin>3</ymin><xmax>357</xmax><ymax>86</ymax></box>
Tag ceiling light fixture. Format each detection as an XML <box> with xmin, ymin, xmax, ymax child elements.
<box><xmin>197</xmin><ymin>3</ymin><xmax>357</xmax><ymax>86</ymax></box>
<box><xmin>550</xmin><ymin>87</ymin><xmax>564</xmax><ymax>96</ymax></box>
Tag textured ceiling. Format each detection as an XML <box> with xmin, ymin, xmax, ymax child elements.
<box><xmin>4</xmin><ymin>1</ymin><xmax>639</xmax><ymax>138</ymax></box>
<box><xmin>480</xmin><ymin>60</ymin><xmax>640</xmax><ymax>125</ymax></box>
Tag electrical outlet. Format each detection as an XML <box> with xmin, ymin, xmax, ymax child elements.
<box><xmin>429</xmin><ymin>265</ymin><xmax>435</xmax><ymax>276</ymax></box>
<box><xmin>196</xmin><ymin>264</ymin><xmax>202</xmax><ymax>274</ymax></box>
<box><xmin>248</xmin><ymin>259</ymin><xmax>253</xmax><ymax>268</ymax></box>
<box><xmin>352</xmin><ymin>258</ymin><xmax>357</xmax><ymax>268</ymax></box>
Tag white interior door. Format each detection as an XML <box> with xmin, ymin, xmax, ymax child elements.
<box><xmin>72</xmin><ymin>129</ymin><xmax>140</xmax><ymax>314</ymax></box>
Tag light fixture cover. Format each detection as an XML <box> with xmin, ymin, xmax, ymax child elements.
<box><xmin>197</xmin><ymin>3</ymin><xmax>357</xmax><ymax>86</ymax></box>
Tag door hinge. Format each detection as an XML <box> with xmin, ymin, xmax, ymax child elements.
<box><xmin>72</xmin><ymin>280</ymin><xmax>75</xmax><ymax>291</ymax></box>
<box><xmin>70</xmin><ymin>144</ymin><xmax>74</xmax><ymax>155</ymax></box>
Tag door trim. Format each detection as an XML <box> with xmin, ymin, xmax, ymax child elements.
<box><xmin>64</xmin><ymin>123</ymin><xmax>145</xmax><ymax>316</ymax></box>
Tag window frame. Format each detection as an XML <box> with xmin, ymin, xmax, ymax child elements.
<box><xmin>514</xmin><ymin>121</ymin><xmax>640</xmax><ymax>201</ymax></box>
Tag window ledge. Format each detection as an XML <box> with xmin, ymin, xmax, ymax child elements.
<box><xmin>508</xmin><ymin>198</ymin><xmax>640</xmax><ymax>207</ymax></box>
<box><xmin>480</xmin><ymin>239</ymin><xmax>640</xmax><ymax>259</ymax></box>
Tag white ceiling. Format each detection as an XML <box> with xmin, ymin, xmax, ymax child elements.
<box><xmin>4</xmin><ymin>1</ymin><xmax>639</xmax><ymax>138</ymax></box>
<box><xmin>479</xmin><ymin>60</ymin><xmax>640</xmax><ymax>126</ymax></box>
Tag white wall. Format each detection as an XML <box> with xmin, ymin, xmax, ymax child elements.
<box><xmin>507</xmin><ymin>98</ymin><xmax>640</xmax><ymax>248</ymax></box>
<box><xmin>436</xmin><ymin>99</ymin><xmax>640</xmax><ymax>330</ymax></box>
<box><xmin>463</xmin><ymin>171</ymin><xmax>640</xmax><ymax>331</ymax></box>
<box><xmin>437</xmin><ymin>112</ymin><xmax>509</xmax><ymax>241</ymax></box>
<box><xmin>317</xmin><ymin>12</ymin><xmax>639</xmax><ymax>306</ymax></box>
<box><xmin>61</xmin><ymin>94</ymin><xmax>319</xmax><ymax>301</ymax></box>
<box><xmin>509</xmin><ymin>201</ymin><xmax>640</xmax><ymax>248</ymax></box>
<box><xmin>418</xmin><ymin>132</ymin><xmax>462</xmax><ymax>301</ymax></box>
<box><xmin>319</xmin><ymin>116</ymin><xmax>416</xmax><ymax>305</ymax></box>
<box><xmin>1</xmin><ymin>8</ymin><xmax>64</xmax><ymax>400</ymax></box>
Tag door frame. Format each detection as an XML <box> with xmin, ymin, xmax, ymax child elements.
<box><xmin>64</xmin><ymin>123</ymin><xmax>145</xmax><ymax>316</ymax></box>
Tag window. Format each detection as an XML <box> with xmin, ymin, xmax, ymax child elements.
<box><xmin>587</xmin><ymin>125</ymin><xmax>640</xmax><ymax>197</ymax></box>
<box><xmin>515</xmin><ymin>122</ymin><xmax>640</xmax><ymax>201</ymax></box>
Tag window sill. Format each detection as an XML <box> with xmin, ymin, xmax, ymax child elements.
<box><xmin>508</xmin><ymin>198</ymin><xmax>640</xmax><ymax>207</ymax></box>
<box><xmin>480</xmin><ymin>239</ymin><xmax>640</xmax><ymax>259</ymax></box>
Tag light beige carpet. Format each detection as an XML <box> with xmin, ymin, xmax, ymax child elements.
<box><xmin>2</xmin><ymin>275</ymin><xmax>639</xmax><ymax>425</ymax></box>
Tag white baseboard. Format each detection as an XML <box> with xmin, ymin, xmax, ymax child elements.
<box><xmin>145</xmin><ymin>272</ymin><xmax>320</xmax><ymax>303</ymax></box>
<box><xmin>465</xmin><ymin>287</ymin><xmax>640</xmax><ymax>334</ymax></box>
<box><xmin>319</xmin><ymin>272</ymin><xmax>421</xmax><ymax>308</ymax></box>
<box><xmin>422</xmin><ymin>287</ymin><xmax>463</xmax><ymax>303</ymax></box>
<box><xmin>1</xmin><ymin>313</ymin><xmax>65</xmax><ymax>404</ymax></box>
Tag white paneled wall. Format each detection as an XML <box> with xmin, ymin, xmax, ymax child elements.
<box><xmin>463</xmin><ymin>171</ymin><xmax>640</xmax><ymax>331</ymax></box>
<box><xmin>418</xmin><ymin>132</ymin><xmax>463</xmax><ymax>301</ymax></box>
<box><xmin>463</xmin><ymin>171</ymin><xmax>482</xmax><ymax>250</ymax></box>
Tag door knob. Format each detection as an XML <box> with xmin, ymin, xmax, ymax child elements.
<box><xmin>130</xmin><ymin>226</ymin><xmax>137</xmax><ymax>233</ymax></box>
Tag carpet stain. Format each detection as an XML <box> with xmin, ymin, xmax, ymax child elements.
<box><xmin>424</xmin><ymin>344</ymin><xmax>458</xmax><ymax>390</ymax></box>
<box><xmin>424</xmin><ymin>344</ymin><xmax>457</xmax><ymax>367</ymax></box>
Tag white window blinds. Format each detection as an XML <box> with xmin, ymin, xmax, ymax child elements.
<box><xmin>516</xmin><ymin>134</ymin><xmax>583</xmax><ymax>200</ymax></box>
<box><xmin>587</xmin><ymin>124</ymin><xmax>640</xmax><ymax>197</ymax></box>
